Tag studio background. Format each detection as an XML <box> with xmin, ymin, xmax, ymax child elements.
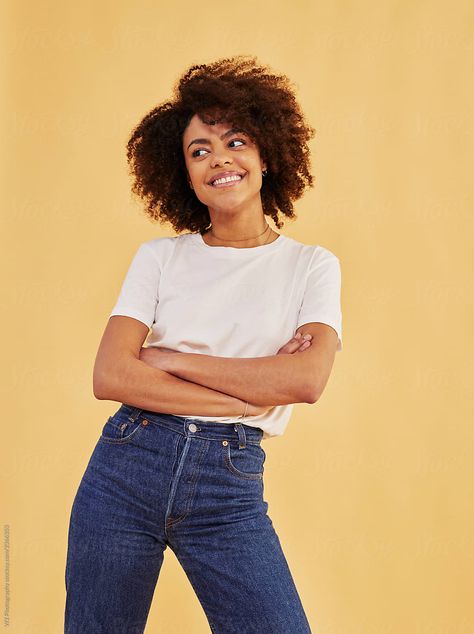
<box><xmin>2</xmin><ymin>0</ymin><xmax>473</xmax><ymax>632</ymax></box>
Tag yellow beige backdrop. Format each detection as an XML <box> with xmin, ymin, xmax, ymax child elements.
<box><xmin>2</xmin><ymin>0</ymin><xmax>473</xmax><ymax>632</ymax></box>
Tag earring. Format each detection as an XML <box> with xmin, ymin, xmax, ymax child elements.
<box><xmin>262</xmin><ymin>169</ymin><xmax>267</xmax><ymax>177</ymax></box>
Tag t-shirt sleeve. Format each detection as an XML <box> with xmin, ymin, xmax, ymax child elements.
<box><xmin>108</xmin><ymin>242</ymin><xmax>160</xmax><ymax>329</ymax></box>
<box><xmin>295</xmin><ymin>249</ymin><xmax>343</xmax><ymax>351</ymax></box>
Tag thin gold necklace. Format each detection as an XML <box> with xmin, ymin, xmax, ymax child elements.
<box><xmin>208</xmin><ymin>222</ymin><xmax>273</xmax><ymax>247</ymax></box>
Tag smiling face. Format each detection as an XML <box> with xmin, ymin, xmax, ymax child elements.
<box><xmin>182</xmin><ymin>113</ymin><xmax>267</xmax><ymax>214</ymax></box>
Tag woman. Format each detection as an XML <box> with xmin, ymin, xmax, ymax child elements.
<box><xmin>64</xmin><ymin>55</ymin><xmax>342</xmax><ymax>633</ymax></box>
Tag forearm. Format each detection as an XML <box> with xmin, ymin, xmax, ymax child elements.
<box><xmin>93</xmin><ymin>356</ymin><xmax>249</xmax><ymax>417</ymax></box>
<box><xmin>157</xmin><ymin>352</ymin><xmax>309</xmax><ymax>407</ymax></box>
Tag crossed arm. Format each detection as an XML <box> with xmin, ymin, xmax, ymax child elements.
<box><xmin>140</xmin><ymin>322</ymin><xmax>338</xmax><ymax>407</ymax></box>
<box><xmin>141</xmin><ymin>349</ymin><xmax>307</xmax><ymax>407</ymax></box>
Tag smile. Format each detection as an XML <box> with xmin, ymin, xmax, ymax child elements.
<box><xmin>209</xmin><ymin>174</ymin><xmax>246</xmax><ymax>188</ymax></box>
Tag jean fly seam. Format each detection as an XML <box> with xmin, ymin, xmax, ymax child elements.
<box><xmin>165</xmin><ymin>438</ymin><xmax>209</xmax><ymax>530</ymax></box>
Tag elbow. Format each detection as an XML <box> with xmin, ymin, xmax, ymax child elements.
<box><xmin>93</xmin><ymin>385</ymin><xmax>107</xmax><ymax>400</ymax></box>
<box><xmin>93</xmin><ymin>354</ymin><xmax>141</xmax><ymax>401</ymax></box>
<box><xmin>303</xmin><ymin>391</ymin><xmax>320</xmax><ymax>405</ymax></box>
<box><xmin>93</xmin><ymin>365</ymin><xmax>116</xmax><ymax>400</ymax></box>
<box><xmin>300</xmin><ymin>369</ymin><xmax>333</xmax><ymax>404</ymax></box>
<box><xmin>93</xmin><ymin>374</ymin><xmax>109</xmax><ymax>400</ymax></box>
<box><xmin>301</xmin><ymin>382</ymin><xmax>322</xmax><ymax>405</ymax></box>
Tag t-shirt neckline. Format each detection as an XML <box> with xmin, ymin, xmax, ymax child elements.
<box><xmin>190</xmin><ymin>231</ymin><xmax>286</xmax><ymax>254</ymax></box>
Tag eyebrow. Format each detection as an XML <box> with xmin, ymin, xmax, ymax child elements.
<box><xmin>186</xmin><ymin>127</ymin><xmax>247</xmax><ymax>151</ymax></box>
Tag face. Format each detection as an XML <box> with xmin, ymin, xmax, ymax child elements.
<box><xmin>182</xmin><ymin>113</ymin><xmax>267</xmax><ymax>214</ymax></box>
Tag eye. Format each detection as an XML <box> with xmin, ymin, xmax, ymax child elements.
<box><xmin>191</xmin><ymin>138</ymin><xmax>247</xmax><ymax>158</ymax></box>
<box><xmin>229</xmin><ymin>138</ymin><xmax>246</xmax><ymax>147</ymax></box>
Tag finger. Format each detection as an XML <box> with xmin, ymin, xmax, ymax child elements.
<box><xmin>282</xmin><ymin>336</ymin><xmax>306</xmax><ymax>353</ymax></box>
<box><xmin>288</xmin><ymin>334</ymin><xmax>312</xmax><ymax>348</ymax></box>
<box><xmin>295</xmin><ymin>332</ymin><xmax>312</xmax><ymax>341</ymax></box>
<box><xmin>296</xmin><ymin>340</ymin><xmax>311</xmax><ymax>352</ymax></box>
<box><xmin>296</xmin><ymin>334</ymin><xmax>312</xmax><ymax>347</ymax></box>
<box><xmin>289</xmin><ymin>336</ymin><xmax>304</xmax><ymax>349</ymax></box>
<box><xmin>277</xmin><ymin>333</ymin><xmax>313</xmax><ymax>354</ymax></box>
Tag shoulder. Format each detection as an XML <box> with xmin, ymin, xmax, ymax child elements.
<box><xmin>313</xmin><ymin>244</ymin><xmax>340</xmax><ymax>264</ymax></box>
<box><xmin>282</xmin><ymin>235</ymin><xmax>340</xmax><ymax>265</ymax></box>
<box><xmin>141</xmin><ymin>234</ymin><xmax>181</xmax><ymax>252</ymax></box>
<box><xmin>135</xmin><ymin>233</ymin><xmax>193</xmax><ymax>263</ymax></box>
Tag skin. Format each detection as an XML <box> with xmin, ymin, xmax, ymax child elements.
<box><xmin>181</xmin><ymin>113</ymin><xmax>280</xmax><ymax>247</ymax></box>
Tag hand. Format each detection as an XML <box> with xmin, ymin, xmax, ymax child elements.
<box><xmin>276</xmin><ymin>332</ymin><xmax>312</xmax><ymax>355</ymax></box>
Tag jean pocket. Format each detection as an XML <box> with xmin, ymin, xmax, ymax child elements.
<box><xmin>99</xmin><ymin>415</ymin><xmax>145</xmax><ymax>445</ymax></box>
<box><xmin>222</xmin><ymin>440</ymin><xmax>265</xmax><ymax>480</ymax></box>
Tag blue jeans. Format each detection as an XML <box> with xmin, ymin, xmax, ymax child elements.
<box><xmin>64</xmin><ymin>404</ymin><xmax>312</xmax><ymax>633</ymax></box>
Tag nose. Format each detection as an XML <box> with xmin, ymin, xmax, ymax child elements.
<box><xmin>210</xmin><ymin>149</ymin><xmax>233</xmax><ymax>168</ymax></box>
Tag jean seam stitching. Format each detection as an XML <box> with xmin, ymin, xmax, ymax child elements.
<box><xmin>142</xmin><ymin>420</ymin><xmax>261</xmax><ymax>444</ymax></box>
<box><xmin>99</xmin><ymin>420</ymin><xmax>145</xmax><ymax>445</ymax></box>
<box><xmin>165</xmin><ymin>440</ymin><xmax>209</xmax><ymax>528</ymax></box>
<box><xmin>223</xmin><ymin>444</ymin><xmax>263</xmax><ymax>480</ymax></box>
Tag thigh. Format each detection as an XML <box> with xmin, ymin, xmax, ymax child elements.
<box><xmin>168</xmin><ymin>438</ymin><xmax>312</xmax><ymax>634</ymax></box>
<box><xmin>64</xmin><ymin>409</ymin><xmax>169</xmax><ymax>633</ymax></box>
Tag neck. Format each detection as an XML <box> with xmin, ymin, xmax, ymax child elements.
<box><xmin>203</xmin><ymin>200</ymin><xmax>278</xmax><ymax>247</ymax></box>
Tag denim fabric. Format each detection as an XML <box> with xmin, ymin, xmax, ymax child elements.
<box><xmin>64</xmin><ymin>403</ymin><xmax>312</xmax><ymax>633</ymax></box>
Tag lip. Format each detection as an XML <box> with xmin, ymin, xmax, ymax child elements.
<box><xmin>207</xmin><ymin>171</ymin><xmax>246</xmax><ymax>186</ymax></box>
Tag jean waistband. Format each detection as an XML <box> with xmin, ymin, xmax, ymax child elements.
<box><xmin>119</xmin><ymin>403</ymin><xmax>264</xmax><ymax>446</ymax></box>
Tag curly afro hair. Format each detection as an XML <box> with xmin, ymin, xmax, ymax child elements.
<box><xmin>126</xmin><ymin>54</ymin><xmax>315</xmax><ymax>234</ymax></box>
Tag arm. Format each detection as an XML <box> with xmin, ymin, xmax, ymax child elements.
<box><xmin>149</xmin><ymin>353</ymin><xmax>304</xmax><ymax>407</ymax></box>
<box><xmin>140</xmin><ymin>329</ymin><xmax>326</xmax><ymax>407</ymax></box>
<box><xmin>93</xmin><ymin>316</ymin><xmax>263</xmax><ymax>417</ymax></box>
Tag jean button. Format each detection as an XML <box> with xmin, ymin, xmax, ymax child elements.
<box><xmin>188</xmin><ymin>423</ymin><xmax>197</xmax><ymax>433</ymax></box>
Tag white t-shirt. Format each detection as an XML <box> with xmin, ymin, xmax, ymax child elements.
<box><xmin>109</xmin><ymin>232</ymin><xmax>343</xmax><ymax>440</ymax></box>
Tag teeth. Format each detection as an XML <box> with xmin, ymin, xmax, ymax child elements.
<box><xmin>212</xmin><ymin>175</ymin><xmax>242</xmax><ymax>186</ymax></box>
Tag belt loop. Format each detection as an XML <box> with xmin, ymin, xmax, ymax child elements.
<box><xmin>234</xmin><ymin>422</ymin><xmax>247</xmax><ymax>449</ymax></box>
<box><xmin>127</xmin><ymin>407</ymin><xmax>143</xmax><ymax>423</ymax></box>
